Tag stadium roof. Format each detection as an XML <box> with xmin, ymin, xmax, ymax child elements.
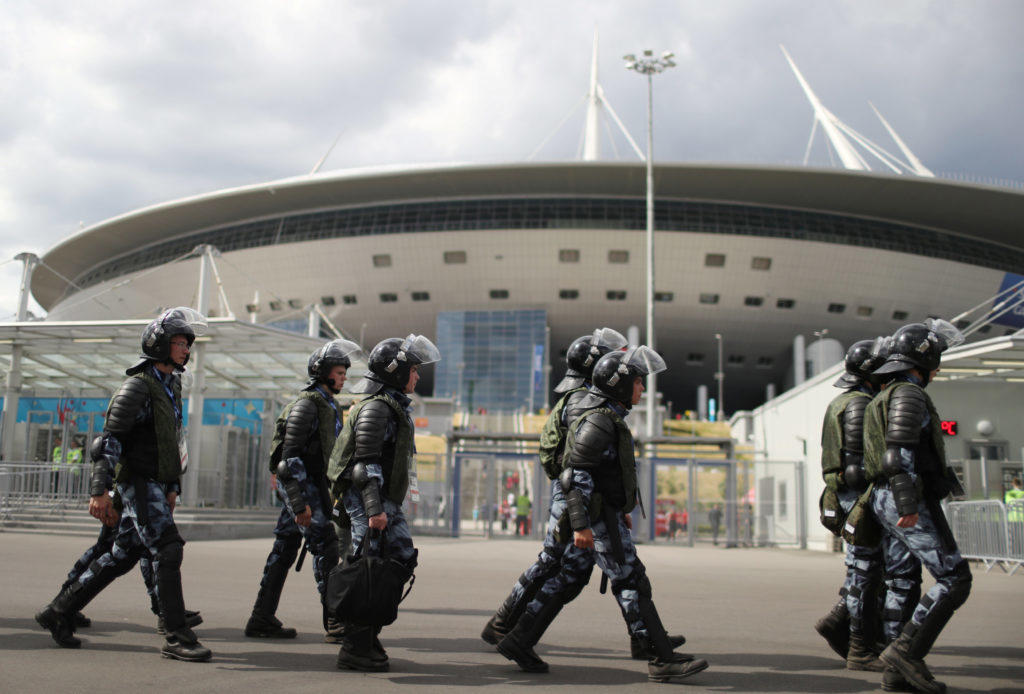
<box><xmin>33</xmin><ymin>162</ymin><xmax>1024</xmax><ymax>309</ymax></box>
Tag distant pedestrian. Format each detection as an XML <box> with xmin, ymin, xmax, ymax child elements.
<box><xmin>515</xmin><ymin>493</ymin><xmax>532</xmax><ymax>536</ymax></box>
<box><xmin>709</xmin><ymin>504</ymin><xmax>723</xmax><ymax>545</ymax></box>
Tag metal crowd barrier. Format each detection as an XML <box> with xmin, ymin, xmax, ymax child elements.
<box><xmin>0</xmin><ymin>462</ymin><xmax>90</xmax><ymax>521</ymax></box>
<box><xmin>947</xmin><ymin>499</ymin><xmax>1024</xmax><ymax>575</ymax></box>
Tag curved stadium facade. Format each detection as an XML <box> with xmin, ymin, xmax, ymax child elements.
<box><xmin>35</xmin><ymin>162</ymin><xmax>1024</xmax><ymax>412</ymax></box>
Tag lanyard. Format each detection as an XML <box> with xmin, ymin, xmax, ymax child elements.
<box><xmin>315</xmin><ymin>386</ymin><xmax>342</xmax><ymax>436</ymax></box>
<box><xmin>152</xmin><ymin>367</ymin><xmax>182</xmax><ymax>423</ymax></box>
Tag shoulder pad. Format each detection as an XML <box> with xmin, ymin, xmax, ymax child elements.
<box><xmin>569</xmin><ymin>412</ymin><xmax>617</xmax><ymax>470</ymax></box>
<box><xmin>105</xmin><ymin>378</ymin><xmax>150</xmax><ymax>434</ymax></box>
<box><xmin>282</xmin><ymin>397</ymin><xmax>318</xmax><ymax>456</ymax></box>
<box><xmin>842</xmin><ymin>396</ymin><xmax>868</xmax><ymax>454</ymax></box>
<box><xmin>562</xmin><ymin>389</ymin><xmax>591</xmax><ymax>426</ymax></box>
<box><xmin>886</xmin><ymin>385</ymin><xmax>927</xmax><ymax>447</ymax></box>
<box><xmin>353</xmin><ymin>399</ymin><xmax>392</xmax><ymax>461</ymax></box>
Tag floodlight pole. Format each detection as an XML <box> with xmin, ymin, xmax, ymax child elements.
<box><xmin>184</xmin><ymin>245</ymin><xmax>212</xmax><ymax>505</ymax></box>
<box><xmin>625</xmin><ymin>50</ymin><xmax>676</xmax><ymax>438</ymax></box>
<box><xmin>1</xmin><ymin>253</ymin><xmax>38</xmax><ymax>462</ymax></box>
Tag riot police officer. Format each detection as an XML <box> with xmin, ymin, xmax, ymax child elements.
<box><xmin>483</xmin><ymin>328</ymin><xmax>681</xmax><ymax>660</ymax></box>
<box><xmin>815</xmin><ymin>338</ymin><xmax>901</xmax><ymax>671</ymax></box>
<box><xmin>327</xmin><ymin>334</ymin><xmax>440</xmax><ymax>672</ymax></box>
<box><xmin>496</xmin><ymin>347</ymin><xmax>708</xmax><ymax>682</ymax></box>
<box><xmin>35</xmin><ymin>307</ymin><xmax>211</xmax><ymax>661</ymax></box>
<box><xmin>864</xmin><ymin>320</ymin><xmax>971</xmax><ymax>693</ymax></box>
<box><xmin>245</xmin><ymin>339</ymin><xmax>360</xmax><ymax>641</ymax></box>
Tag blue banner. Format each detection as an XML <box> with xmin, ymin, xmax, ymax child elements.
<box><xmin>993</xmin><ymin>273</ymin><xmax>1024</xmax><ymax>329</ymax></box>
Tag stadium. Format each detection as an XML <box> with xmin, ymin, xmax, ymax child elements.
<box><xmin>30</xmin><ymin>160</ymin><xmax>1024</xmax><ymax>413</ymax></box>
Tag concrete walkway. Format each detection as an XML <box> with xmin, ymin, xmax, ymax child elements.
<box><xmin>2</xmin><ymin>533</ymin><xmax>1021</xmax><ymax>693</ymax></box>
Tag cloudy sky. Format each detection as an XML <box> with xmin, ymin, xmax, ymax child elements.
<box><xmin>2</xmin><ymin>1</ymin><xmax>1021</xmax><ymax>318</ymax></box>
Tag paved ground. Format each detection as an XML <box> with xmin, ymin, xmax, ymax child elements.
<box><xmin>1</xmin><ymin>533</ymin><xmax>1021</xmax><ymax>693</ymax></box>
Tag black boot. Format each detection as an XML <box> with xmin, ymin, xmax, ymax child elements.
<box><xmin>158</xmin><ymin>610</ymin><xmax>203</xmax><ymax>635</ymax></box>
<box><xmin>36</xmin><ymin>563</ymin><xmax>123</xmax><ymax>648</ymax></box>
<box><xmin>630</xmin><ymin>632</ymin><xmax>687</xmax><ymax>660</ymax></box>
<box><xmin>482</xmin><ymin>590</ymin><xmax>521</xmax><ymax>645</ymax></box>
<box><xmin>35</xmin><ymin>589</ymin><xmax>81</xmax><ymax>649</ymax></box>
<box><xmin>496</xmin><ymin>593</ymin><xmax>565</xmax><ymax>673</ymax></box>
<box><xmin>161</xmin><ymin>626</ymin><xmax>212</xmax><ymax>662</ymax></box>
<box><xmin>814</xmin><ymin>598</ymin><xmax>850</xmax><ymax>660</ymax></box>
<box><xmin>72</xmin><ymin>612</ymin><xmax>91</xmax><ymax>628</ymax></box>
<box><xmin>846</xmin><ymin>630</ymin><xmax>884</xmax><ymax>671</ymax></box>
<box><xmin>637</xmin><ymin>597</ymin><xmax>708</xmax><ymax>682</ymax></box>
<box><xmin>337</xmin><ymin>625</ymin><xmax>389</xmax><ymax>672</ymax></box>
<box><xmin>245</xmin><ymin>561</ymin><xmax>297</xmax><ymax>638</ymax></box>
<box><xmin>880</xmin><ymin>631</ymin><xmax>944</xmax><ymax>694</ymax></box>
<box><xmin>882</xmin><ymin>666</ymin><xmax>917</xmax><ymax>693</ymax></box>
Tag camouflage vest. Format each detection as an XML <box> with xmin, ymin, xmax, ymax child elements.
<box><xmin>820</xmin><ymin>390</ymin><xmax>870</xmax><ymax>492</ymax></box>
<box><xmin>538</xmin><ymin>386</ymin><xmax>587</xmax><ymax>480</ymax></box>
<box><xmin>328</xmin><ymin>393</ymin><xmax>413</xmax><ymax>505</ymax></box>
<box><xmin>564</xmin><ymin>406</ymin><xmax>638</xmax><ymax>515</ymax></box>
<box><xmin>114</xmin><ymin>371</ymin><xmax>182</xmax><ymax>484</ymax></box>
<box><xmin>864</xmin><ymin>381</ymin><xmax>945</xmax><ymax>483</ymax></box>
<box><xmin>268</xmin><ymin>390</ymin><xmax>341</xmax><ymax>476</ymax></box>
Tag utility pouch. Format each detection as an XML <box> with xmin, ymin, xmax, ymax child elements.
<box><xmin>841</xmin><ymin>484</ymin><xmax>881</xmax><ymax>548</ymax></box>
<box><xmin>819</xmin><ymin>487</ymin><xmax>845</xmax><ymax>537</ymax></box>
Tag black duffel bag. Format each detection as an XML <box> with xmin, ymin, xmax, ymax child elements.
<box><xmin>326</xmin><ymin>529</ymin><xmax>416</xmax><ymax>627</ymax></box>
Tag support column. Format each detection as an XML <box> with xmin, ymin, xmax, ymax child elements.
<box><xmin>184</xmin><ymin>246</ymin><xmax>211</xmax><ymax>505</ymax></box>
<box><xmin>1</xmin><ymin>253</ymin><xmax>38</xmax><ymax>462</ymax></box>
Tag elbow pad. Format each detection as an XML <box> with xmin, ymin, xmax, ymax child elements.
<box><xmin>565</xmin><ymin>487</ymin><xmax>590</xmax><ymax>531</ymax></box>
<box><xmin>275</xmin><ymin>460</ymin><xmax>307</xmax><ymax>514</ymax></box>
<box><xmin>843</xmin><ymin>453</ymin><xmax>867</xmax><ymax>493</ymax></box>
<box><xmin>351</xmin><ymin>462</ymin><xmax>383</xmax><ymax>518</ymax></box>
<box><xmin>558</xmin><ymin>467</ymin><xmax>573</xmax><ymax>493</ymax></box>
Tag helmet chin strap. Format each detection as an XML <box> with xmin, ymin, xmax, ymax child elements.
<box><xmin>322</xmin><ymin>376</ymin><xmax>342</xmax><ymax>394</ymax></box>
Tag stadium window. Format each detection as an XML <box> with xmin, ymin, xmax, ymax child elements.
<box><xmin>606</xmin><ymin>290</ymin><xmax>627</xmax><ymax>301</ymax></box>
<box><xmin>727</xmin><ymin>354</ymin><xmax>745</xmax><ymax>366</ymax></box>
<box><xmin>654</xmin><ymin>291</ymin><xmax>674</xmax><ymax>302</ymax></box>
<box><xmin>411</xmin><ymin>291</ymin><xmax>430</xmax><ymax>302</ymax></box>
<box><xmin>342</xmin><ymin>295</ymin><xmax>357</xmax><ymax>305</ymax></box>
<box><xmin>756</xmin><ymin>356</ymin><xmax>774</xmax><ymax>368</ymax></box>
<box><xmin>269</xmin><ymin>300</ymin><xmax>282</xmax><ymax>311</ymax></box>
<box><xmin>245</xmin><ymin>303</ymin><xmax>260</xmax><ymax>314</ymax></box>
<box><xmin>857</xmin><ymin>306</ymin><xmax>874</xmax><ymax>317</ymax></box>
<box><xmin>608</xmin><ymin>250</ymin><xmax>629</xmax><ymax>264</ymax></box>
<box><xmin>379</xmin><ymin>293</ymin><xmax>398</xmax><ymax>303</ymax></box>
<box><xmin>490</xmin><ymin>289</ymin><xmax>509</xmax><ymax>299</ymax></box>
<box><xmin>744</xmin><ymin>296</ymin><xmax>764</xmax><ymax>307</ymax></box>
<box><xmin>705</xmin><ymin>253</ymin><xmax>726</xmax><ymax>267</ymax></box>
<box><xmin>751</xmin><ymin>257</ymin><xmax>772</xmax><ymax>271</ymax></box>
<box><xmin>699</xmin><ymin>293</ymin><xmax>720</xmax><ymax>305</ymax></box>
<box><xmin>978</xmin><ymin>324</ymin><xmax>992</xmax><ymax>334</ymax></box>
<box><xmin>559</xmin><ymin>289</ymin><xmax>580</xmax><ymax>300</ymax></box>
<box><xmin>320</xmin><ymin>295</ymin><xmax>336</xmax><ymax>306</ymax></box>
<box><xmin>443</xmin><ymin>250</ymin><xmax>467</xmax><ymax>264</ymax></box>
<box><xmin>828</xmin><ymin>303</ymin><xmax>846</xmax><ymax>314</ymax></box>
<box><xmin>372</xmin><ymin>254</ymin><xmax>392</xmax><ymax>268</ymax></box>
<box><xmin>892</xmin><ymin>310</ymin><xmax>908</xmax><ymax>320</ymax></box>
<box><xmin>559</xmin><ymin>249</ymin><xmax>580</xmax><ymax>263</ymax></box>
<box><xmin>776</xmin><ymin>298</ymin><xmax>796</xmax><ymax>309</ymax></box>
<box><xmin>288</xmin><ymin>299</ymin><xmax>303</xmax><ymax>309</ymax></box>
<box><xmin>686</xmin><ymin>353</ymin><xmax>705</xmax><ymax>365</ymax></box>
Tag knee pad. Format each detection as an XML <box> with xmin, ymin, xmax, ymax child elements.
<box><xmin>156</xmin><ymin>541</ymin><xmax>184</xmax><ymax>573</ymax></box>
<box><xmin>277</xmin><ymin>532</ymin><xmax>303</xmax><ymax>565</ymax></box>
<box><xmin>945</xmin><ymin>561</ymin><xmax>972</xmax><ymax>609</ymax></box>
<box><xmin>611</xmin><ymin>565</ymin><xmax>651</xmax><ymax>599</ymax></box>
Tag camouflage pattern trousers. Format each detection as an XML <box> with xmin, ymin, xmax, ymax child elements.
<box><xmin>526</xmin><ymin>509</ymin><xmax>652</xmax><ymax>641</ymax></box>
<box><xmin>497</xmin><ymin>480</ymin><xmax>587</xmax><ymax>616</ymax></box>
<box><xmin>62</xmin><ymin>522</ymin><xmax>157</xmax><ymax>610</ymax></box>
<box><xmin>261</xmin><ymin>474</ymin><xmax>338</xmax><ymax>598</ymax></box>
<box><xmin>342</xmin><ymin>488</ymin><xmax>416</xmax><ymax>564</ymax></box>
<box><xmin>872</xmin><ymin>486</ymin><xmax>971</xmax><ymax>641</ymax></box>
<box><xmin>74</xmin><ymin>480</ymin><xmax>179</xmax><ymax>606</ymax></box>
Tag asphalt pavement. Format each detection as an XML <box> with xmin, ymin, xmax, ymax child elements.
<box><xmin>1</xmin><ymin>532</ymin><xmax>1021</xmax><ymax>693</ymax></box>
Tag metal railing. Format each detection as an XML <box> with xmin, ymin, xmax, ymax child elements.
<box><xmin>0</xmin><ymin>462</ymin><xmax>91</xmax><ymax>521</ymax></box>
<box><xmin>947</xmin><ymin>499</ymin><xmax>1024</xmax><ymax>575</ymax></box>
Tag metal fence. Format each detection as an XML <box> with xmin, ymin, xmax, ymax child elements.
<box><xmin>0</xmin><ymin>462</ymin><xmax>90</xmax><ymax>520</ymax></box>
<box><xmin>947</xmin><ymin>499</ymin><xmax>1024</xmax><ymax>575</ymax></box>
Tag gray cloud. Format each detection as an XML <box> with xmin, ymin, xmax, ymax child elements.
<box><xmin>1</xmin><ymin>0</ymin><xmax>1022</xmax><ymax>314</ymax></box>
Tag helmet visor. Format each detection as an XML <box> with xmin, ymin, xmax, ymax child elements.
<box><xmin>591</xmin><ymin>327</ymin><xmax>628</xmax><ymax>351</ymax></box>
<box><xmin>164</xmin><ymin>306</ymin><xmax>208</xmax><ymax>337</ymax></box>
<box><xmin>925</xmin><ymin>318</ymin><xmax>965</xmax><ymax>351</ymax></box>
<box><xmin>400</xmin><ymin>334</ymin><xmax>441</xmax><ymax>365</ymax></box>
<box><xmin>621</xmin><ymin>345</ymin><xmax>667</xmax><ymax>376</ymax></box>
<box><xmin>322</xmin><ymin>338</ymin><xmax>363</xmax><ymax>361</ymax></box>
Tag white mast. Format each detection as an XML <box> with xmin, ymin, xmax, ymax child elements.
<box><xmin>583</xmin><ymin>28</ymin><xmax>601</xmax><ymax>161</ymax></box>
